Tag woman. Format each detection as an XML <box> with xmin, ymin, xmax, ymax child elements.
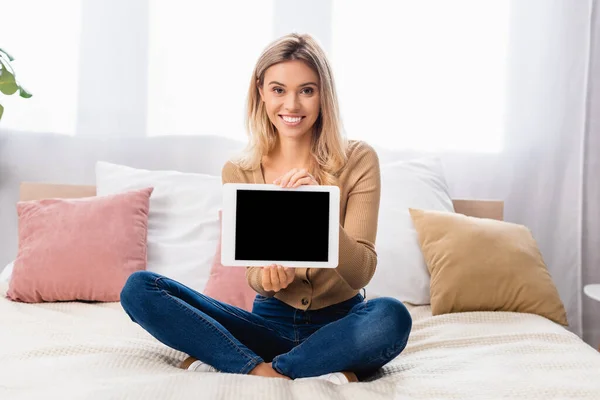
<box><xmin>120</xmin><ymin>33</ymin><xmax>412</xmax><ymax>384</ymax></box>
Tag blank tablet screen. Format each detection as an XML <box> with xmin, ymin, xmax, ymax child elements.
<box><xmin>235</xmin><ymin>190</ymin><xmax>330</xmax><ymax>262</ymax></box>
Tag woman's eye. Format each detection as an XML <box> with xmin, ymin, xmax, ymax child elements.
<box><xmin>302</xmin><ymin>87</ymin><xmax>314</xmax><ymax>95</ymax></box>
<box><xmin>272</xmin><ymin>87</ymin><xmax>284</xmax><ymax>94</ymax></box>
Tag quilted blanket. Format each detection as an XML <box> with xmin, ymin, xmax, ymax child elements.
<box><xmin>1</xmin><ymin>282</ymin><xmax>599</xmax><ymax>399</ymax></box>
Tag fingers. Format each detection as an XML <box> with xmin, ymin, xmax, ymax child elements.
<box><xmin>286</xmin><ymin>169</ymin><xmax>309</xmax><ymax>187</ymax></box>
<box><xmin>269</xmin><ymin>265</ymin><xmax>280</xmax><ymax>291</ymax></box>
<box><xmin>262</xmin><ymin>265</ymin><xmax>272</xmax><ymax>291</ymax></box>
<box><xmin>274</xmin><ymin>168</ymin><xmax>317</xmax><ymax>188</ymax></box>
<box><xmin>262</xmin><ymin>265</ymin><xmax>278</xmax><ymax>292</ymax></box>
<box><xmin>276</xmin><ymin>168</ymin><xmax>307</xmax><ymax>187</ymax></box>
<box><xmin>283</xmin><ymin>267</ymin><xmax>295</xmax><ymax>285</ymax></box>
<box><xmin>292</xmin><ymin>176</ymin><xmax>315</xmax><ymax>188</ymax></box>
<box><xmin>273</xmin><ymin>170</ymin><xmax>294</xmax><ymax>186</ymax></box>
<box><xmin>276</xmin><ymin>265</ymin><xmax>288</xmax><ymax>288</ymax></box>
<box><xmin>262</xmin><ymin>265</ymin><xmax>294</xmax><ymax>292</ymax></box>
<box><xmin>275</xmin><ymin>168</ymin><xmax>301</xmax><ymax>188</ymax></box>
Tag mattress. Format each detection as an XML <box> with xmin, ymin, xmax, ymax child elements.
<box><xmin>1</xmin><ymin>282</ymin><xmax>599</xmax><ymax>400</ymax></box>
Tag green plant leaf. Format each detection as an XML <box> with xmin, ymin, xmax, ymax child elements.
<box><xmin>19</xmin><ymin>84</ymin><xmax>32</xmax><ymax>98</ymax></box>
<box><xmin>0</xmin><ymin>48</ymin><xmax>14</xmax><ymax>61</ymax></box>
<box><xmin>0</xmin><ymin>56</ymin><xmax>14</xmax><ymax>75</ymax></box>
<box><xmin>0</xmin><ymin>81</ymin><xmax>18</xmax><ymax>95</ymax></box>
<box><xmin>0</xmin><ymin>58</ymin><xmax>18</xmax><ymax>95</ymax></box>
<box><xmin>0</xmin><ymin>104</ymin><xmax>4</xmax><ymax>120</ymax></box>
<box><xmin>0</xmin><ymin>78</ymin><xmax>18</xmax><ymax>95</ymax></box>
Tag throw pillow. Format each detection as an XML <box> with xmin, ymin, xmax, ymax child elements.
<box><xmin>7</xmin><ymin>187</ymin><xmax>153</xmax><ymax>303</ymax></box>
<box><xmin>366</xmin><ymin>157</ymin><xmax>454</xmax><ymax>304</ymax></box>
<box><xmin>96</xmin><ymin>162</ymin><xmax>222</xmax><ymax>294</ymax></box>
<box><xmin>409</xmin><ymin>208</ymin><xmax>568</xmax><ymax>326</ymax></box>
<box><xmin>203</xmin><ymin>210</ymin><xmax>256</xmax><ymax>311</ymax></box>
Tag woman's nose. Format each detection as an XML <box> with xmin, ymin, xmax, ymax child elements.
<box><xmin>284</xmin><ymin>93</ymin><xmax>300</xmax><ymax>111</ymax></box>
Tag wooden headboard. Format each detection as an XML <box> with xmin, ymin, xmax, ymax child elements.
<box><xmin>19</xmin><ymin>182</ymin><xmax>504</xmax><ymax>221</ymax></box>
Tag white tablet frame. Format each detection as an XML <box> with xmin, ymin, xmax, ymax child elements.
<box><xmin>221</xmin><ymin>183</ymin><xmax>340</xmax><ymax>268</ymax></box>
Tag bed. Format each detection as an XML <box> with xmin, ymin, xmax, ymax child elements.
<box><xmin>1</xmin><ymin>183</ymin><xmax>600</xmax><ymax>399</ymax></box>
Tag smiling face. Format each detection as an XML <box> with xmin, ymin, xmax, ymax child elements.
<box><xmin>258</xmin><ymin>60</ymin><xmax>321</xmax><ymax>142</ymax></box>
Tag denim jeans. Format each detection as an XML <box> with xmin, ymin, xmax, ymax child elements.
<box><xmin>120</xmin><ymin>270</ymin><xmax>412</xmax><ymax>380</ymax></box>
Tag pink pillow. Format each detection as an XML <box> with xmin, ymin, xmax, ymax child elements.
<box><xmin>203</xmin><ymin>210</ymin><xmax>256</xmax><ymax>312</ymax></box>
<box><xmin>6</xmin><ymin>187</ymin><xmax>153</xmax><ymax>303</ymax></box>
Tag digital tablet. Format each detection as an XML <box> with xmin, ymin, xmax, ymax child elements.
<box><xmin>221</xmin><ymin>183</ymin><xmax>340</xmax><ymax>268</ymax></box>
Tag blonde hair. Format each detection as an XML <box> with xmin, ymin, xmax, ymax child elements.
<box><xmin>235</xmin><ymin>33</ymin><xmax>348</xmax><ymax>186</ymax></box>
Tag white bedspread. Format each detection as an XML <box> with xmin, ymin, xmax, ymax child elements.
<box><xmin>1</xmin><ymin>282</ymin><xmax>599</xmax><ymax>400</ymax></box>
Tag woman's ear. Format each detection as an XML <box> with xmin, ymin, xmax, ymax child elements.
<box><xmin>258</xmin><ymin>80</ymin><xmax>264</xmax><ymax>102</ymax></box>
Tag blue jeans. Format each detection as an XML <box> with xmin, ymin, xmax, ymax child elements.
<box><xmin>120</xmin><ymin>271</ymin><xmax>412</xmax><ymax>380</ymax></box>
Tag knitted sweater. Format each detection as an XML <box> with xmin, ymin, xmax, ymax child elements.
<box><xmin>221</xmin><ymin>140</ymin><xmax>381</xmax><ymax>310</ymax></box>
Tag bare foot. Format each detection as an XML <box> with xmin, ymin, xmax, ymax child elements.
<box><xmin>341</xmin><ymin>371</ymin><xmax>358</xmax><ymax>382</ymax></box>
<box><xmin>179</xmin><ymin>356</ymin><xmax>198</xmax><ymax>370</ymax></box>
<box><xmin>249</xmin><ymin>362</ymin><xmax>292</xmax><ymax>380</ymax></box>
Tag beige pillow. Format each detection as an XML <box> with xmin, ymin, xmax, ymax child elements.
<box><xmin>409</xmin><ymin>208</ymin><xmax>568</xmax><ymax>326</ymax></box>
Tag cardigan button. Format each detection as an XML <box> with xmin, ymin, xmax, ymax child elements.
<box><xmin>301</xmin><ymin>298</ymin><xmax>309</xmax><ymax>305</ymax></box>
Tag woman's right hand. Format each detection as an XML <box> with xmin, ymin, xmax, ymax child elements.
<box><xmin>262</xmin><ymin>264</ymin><xmax>295</xmax><ymax>292</ymax></box>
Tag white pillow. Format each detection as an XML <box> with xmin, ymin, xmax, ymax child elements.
<box><xmin>96</xmin><ymin>162</ymin><xmax>222</xmax><ymax>294</ymax></box>
<box><xmin>0</xmin><ymin>261</ymin><xmax>13</xmax><ymax>283</ymax></box>
<box><xmin>366</xmin><ymin>157</ymin><xmax>454</xmax><ymax>305</ymax></box>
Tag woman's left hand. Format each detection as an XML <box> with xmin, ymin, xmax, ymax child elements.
<box><xmin>274</xmin><ymin>168</ymin><xmax>319</xmax><ymax>188</ymax></box>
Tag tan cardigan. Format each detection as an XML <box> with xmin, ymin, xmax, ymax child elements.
<box><xmin>221</xmin><ymin>140</ymin><xmax>381</xmax><ymax>310</ymax></box>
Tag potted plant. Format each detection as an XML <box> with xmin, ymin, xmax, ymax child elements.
<box><xmin>0</xmin><ymin>48</ymin><xmax>32</xmax><ymax>120</ymax></box>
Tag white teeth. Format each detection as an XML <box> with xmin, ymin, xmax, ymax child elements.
<box><xmin>282</xmin><ymin>116</ymin><xmax>302</xmax><ymax>123</ymax></box>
